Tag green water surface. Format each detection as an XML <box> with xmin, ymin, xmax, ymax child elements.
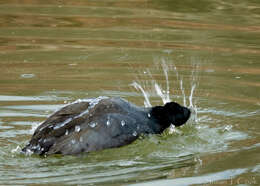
<box><xmin>0</xmin><ymin>0</ymin><xmax>259</xmax><ymax>185</ymax></box>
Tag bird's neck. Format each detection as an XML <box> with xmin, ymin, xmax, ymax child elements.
<box><xmin>149</xmin><ymin>106</ymin><xmax>171</xmax><ymax>133</ymax></box>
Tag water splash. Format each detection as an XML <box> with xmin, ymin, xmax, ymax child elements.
<box><xmin>23</xmin><ymin>148</ymin><xmax>34</xmax><ymax>156</ymax></box>
<box><xmin>131</xmin><ymin>82</ymin><xmax>151</xmax><ymax>107</ymax></box>
<box><xmin>180</xmin><ymin>80</ymin><xmax>187</xmax><ymax>107</ymax></box>
<box><xmin>168</xmin><ymin>124</ymin><xmax>182</xmax><ymax>135</ymax></box>
<box><xmin>154</xmin><ymin>83</ymin><xmax>167</xmax><ymax>104</ymax></box>
<box><xmin>75</xmin><ymin>125</ymin><xmax>81</xmax><ymax>132</ymax></box>
<box><xmin>131</xmin><ymin>57</ymin><xmax>199</xmax><ymax>124</ymax></box>
<box><xmin>11</xmin><ymin>145</ymin><xmax>21</xmax><ymax>154</ymax></box>
<box><xmin>41</xmin><ymin>96</ymin><xmax>108</xmax><ymax>131</ymax></box>
<box><xmin>71</xmin><ymin>139</ymin><xmax>76</xmax><ymax>144</ymax></box>
<box><xmin>89</xmin><ymin>122</ymin><xmax>97</xmax><ymax>128</ymax></box>
<box><xmin>161</xmin><ymin>59</ymin><xmax>171</xmax><ymax>103</ymax></box>
<box><xmin>53</xmin><ymin>118</ymin><xmax>72</xmax><ymax>130</ymax></box>
<box><xmin>75</xmin><ymin>96</ymin><xmax>108</xmax><ymax>118</ymax></box>
<box><xmin>189</xmin><ymin>84</ymin><xmax>196</xmax><ymax>108</ymax></box>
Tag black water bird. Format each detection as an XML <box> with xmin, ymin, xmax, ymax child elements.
<box><xmin>22</xmin><ymin>97</ymin><xmax>190</xmax><ymax>155</ymax></box>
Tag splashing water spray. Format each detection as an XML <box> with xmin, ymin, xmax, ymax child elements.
<box><xmin>131</xmin><ymin>58</ymin><xmax>199</xmax><ymax>133</ymax></box>
<box><xmin>131</xmin><ymin>82</ymin><xmax>152</xmax><ymax>108</ymax></box>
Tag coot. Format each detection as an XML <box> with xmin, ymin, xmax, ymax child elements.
<box><xmin>22</xmin><ymin>96</ymin><xmax>190</xmax><ymax>155</ymax></box>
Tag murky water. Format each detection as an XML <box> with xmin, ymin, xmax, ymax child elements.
<box><xmin>0</xmin><ymin>0</ymin><xmax>259</xmax><ymax>185</ymax></box>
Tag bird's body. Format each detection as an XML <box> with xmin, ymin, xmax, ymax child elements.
<box><xmin>22</xmin><ymin>97</ymin><xmax>190</xmax><ymax>155</ymax></box>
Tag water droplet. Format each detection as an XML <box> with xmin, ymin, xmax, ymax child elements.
<box><xmin>147</xmin><ymin>113</ymin><xmax>151</xmax><ymax>118</ymax></box>
<box><xmin>41</xmin><ymin>147</ymin><xmax>45</xmax><ymax>151</ymax></box>
<box><xmin>75</xmin><ymin>125</ymin><xmax>81</xmax><ymax>132</ymax></box>
<box><xmin>106</xmin><ymin>120</ymin><xmax>111</xmax><ymax>126</ymax></box>
<box><xmin>223</xmin><ymin>125</ymin><xmax>232</xmax><ymax>131</ymax></box>
<box><xmin>71</xmin><ymin>139</ymin><xmax>76</xmax><ymax>144</ymax></box>
<box><xmin>89</xmin><ymin>122</ymin><xmax>97</xmax><ymax>128</ymax></box>
<box><xmin>121</xmin><ymin>120</ymin><xmax>126</xmax><ymax>126</ymax></box>
<box><xmin>133</xmin><ymin>131</ymin><xmax>137</xmax><ymax>136</ymax></box>
<box><xmin>65</xmin><ymin>130</ymin><xmax>69</xmax><ymax>135</ymax></box>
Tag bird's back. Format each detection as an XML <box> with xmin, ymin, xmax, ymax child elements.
<box><xmin>22</xmin><ymin>97</ymin><xmax>156</xmax><ymax>155</ymax></box>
